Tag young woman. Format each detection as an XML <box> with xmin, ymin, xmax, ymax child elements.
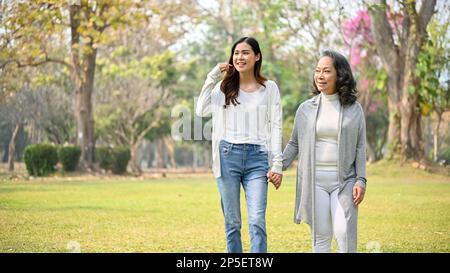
<box><xmin>196</xmin><ymin>37</ymin><xmax>283</xmax><ymax>253</ymax></box>
<box><xmin>282</xmin><ymin>50</ymin><xmax>367</xmax><ymax>253</ymax></box>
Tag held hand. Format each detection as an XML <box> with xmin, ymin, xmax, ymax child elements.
<box><xmin>267</xmin><ymin>171</ymin><xmax>283</xmax><ymax>190</ymax></box>
<box><xmin>218</xmin><ymin>63</ymin><xmax>233</xmax><ymax>73</ymax></box>
<box><xmin>353</xmin><ymin>185</ymin><xmax>366</xmax><ymax>206</ymax></box>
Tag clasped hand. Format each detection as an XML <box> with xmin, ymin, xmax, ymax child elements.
<box><xmin>267</xmin><ymin>171</ymin><xmax>282</xmax><ymax>190</ymax></box>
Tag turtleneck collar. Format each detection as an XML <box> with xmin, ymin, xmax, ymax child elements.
<box><xmin>321</xmin><ymin>92</ymin><xmax>339</xmax><ymax>101</ymax></box>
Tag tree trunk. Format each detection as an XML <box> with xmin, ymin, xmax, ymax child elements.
<box><xmin>163</xmin><ymin>136</ymin><xmax>176</xmax><ymax>168</ymax></box>
<box><xmin>399</xmin><ymin>93</ymin><xmax>422</xmax><ymax>159</ymax></box>
<box><xmin>74</xmin><ymin>63</ymin><xmax>96</xmax><ymax>169</ymax></box>
<box><xmin>433</xmin><ymin>113</ymin><xmax>442</xmax><ymax>162</ymax></box>
<box><xmin>399</xmin><ymin>35</ymin><xmax>424</xmax><ymax>159</ymax></box>
<box><xmin>386</xmin><ymin>93</ymin><xmax>401</xmax><ymax>154</ymax></box>
<box><xmin>366</xmin><ymin>141</ymin><xmax>376</xmax><ymax>163</ymax></box>
<box><xmin>8</xmin><ymin>123</ymin><xmax>20</xmax><ymax>172</ymax></box>
<box><xmin>130</xmin><ymin>142</ymin><xmax>142</xmax><ymax>175</ymax></box>
<box><xmin>369</xmin><ymin>1</ymin><xmax>402</xmax><ymax>155</ymax></box>
<box><xmin>192</xmin><ymin>143</ymin><xmax>199</xmax><ymax>169</ymax></box>
<box><xmin>369</xmin><ymin>0</ymin><xmax>436</xmax><ymax>160</ymax></box>
<box><xmin>155</xmin><ymin>138</ymin><xmax>165</xmax><ymax>168</ymax></box>
<box><xmin>203</xmin><ymin>145</ymin><xmax>210</xmax><ymax>168</ymax></box>
<box><xmin>148</xmin><ymin>140</ymin><xmax>155</xmax><ymax>168</ymax></box>
<box><xmin>70</xmin><ymin>3</ymin><xmax>97</xmax><ymax>169</ymax></box>
<box><xmin>424</xmin><ymin>116</ymin><xmax>431</xmax><ymax>159</ymax></box>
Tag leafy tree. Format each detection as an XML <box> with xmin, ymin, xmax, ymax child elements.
<box><xmin>94</xmin><ymin>2</ymin><xmax>195</xmax><ymax>174</ymax></box>
<box><xmin>342</xmin><ymin>10</ymin><xmax>389</xmax><ymax>162</ymax></box>
<box><xmin>415</xmin><ymin>18</ymin><xmax>450</xmax><ymax>161</ymax></box>
<box><xmin>1</xmin><ymin>0</ymin><xmax>148</xmax><ymax>168</ymax></box>
<box><xmin>369</xmin><ymin>0</ymin><xmax>437</xmax><ymax>159</ymax></box>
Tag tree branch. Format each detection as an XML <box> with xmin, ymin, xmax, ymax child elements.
<box><xmin>195</xmin><ymin>0</ymin><xmax>234</xmax><ymax>40</ymax></box>
<box><xmin>132</xmin><ymin>86</ymin><xmax>167</xmax><ymax>126</ymax></box>
<box><xmin>1</xmin><ymin>56</ymin><xmax>73</xmax><ymax>72</ymax></box>
<box><xmin>418</xmin><ymin>0</ymin><xmax>437</xmax><ymax>35</ymax></box>
<box><xmin>368</xmin><ymin>0</ymin><xmax>399</xmax><ymax>74</ymax></box>
<box><xmin>69</xmin><ymin>3</ymin><xmax>81</xmax><ymax>72</ymax></box>
<box><xmin>136</xmin><ymin>116</ymin><xmax>160</xmax><ymax>146</ymax></box>
<box><xmin>114</xmin><ymin>128</ymin><xmax>130</xmax><ymax>146</ymax></box>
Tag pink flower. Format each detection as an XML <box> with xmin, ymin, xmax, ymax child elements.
<box><xmin>342</xmin><ymin>10</ymin><xmax>373</xmax><ymax>43</ymax></box>
<box><xmin>369</xmin><ymin>101</ymin><xmax>379</xmax><ymax>113</ymax></box>
<box><xmin>360</xmin><ymin>79</ymin><xmax>370</xmax><ymax>90</ymax></box>
<box><xmin>350</xmin><ymin>46</ymin><xmax>361</xmax><ymax>69</ymax></box>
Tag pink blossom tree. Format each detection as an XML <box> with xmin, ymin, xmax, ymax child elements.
<box><xmin>342</xmin><ymin>10</ymin><xmax>389</xmax><ymax>162</ymax></box>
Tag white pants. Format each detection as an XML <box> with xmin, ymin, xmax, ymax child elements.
<box><xmin>313</xmin><ymin>170</ymin><xmax>348</xmax><ymax>253</ymax></box>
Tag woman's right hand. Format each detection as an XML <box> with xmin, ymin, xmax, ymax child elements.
<box><xmin>267</xmin><ymin>171</ymin><xmax>283</xmax><ymax>190</ymax></box>
<box><xmin>219</xmin><ymin>63</ymin><xmax>233</xmax><ymax>73</ymax></box>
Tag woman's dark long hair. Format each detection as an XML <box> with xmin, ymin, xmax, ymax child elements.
<box><xmin>220</xmin><ymin>37</ymin><xmax>267</xmax><ymax>108</ymax></box>
<box><xmin>312</xmin><ymin>50</ymin><xmax>357</xmax><ymax>106</ymax></box>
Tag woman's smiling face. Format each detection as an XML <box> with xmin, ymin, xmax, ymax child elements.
<box><xmin>314</xmin><ymin>56</ymin><xmax>337</xmax><ymax>95</ymax></box>
<box><xmin>233</xmin><ymin>42</ymin><xmax>260</xmax><ymax>73</ymax></box>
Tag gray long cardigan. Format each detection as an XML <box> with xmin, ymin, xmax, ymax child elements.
<box><xmin>282</xmin><ymin>94</ymin><xmax>367</xmax><ymax>252</ymax></box>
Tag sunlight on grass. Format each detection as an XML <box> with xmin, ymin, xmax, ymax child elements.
<box><xmin>0</xmin><ymin>162</ymin><xmax>449</xmax><ymax>253</ymax></box>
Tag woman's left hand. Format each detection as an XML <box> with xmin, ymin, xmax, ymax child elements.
<box><xmin>267</xmin><ymin>171</ymin><xmax>282</xmax><ymax>190</ymax></box>
<box><xmin>353</xmin><ymin>185</ymin><xmax>365</xmax><ymax>206</ymax></box>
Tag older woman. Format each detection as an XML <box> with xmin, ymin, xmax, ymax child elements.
<box><xmin>283</xmin><ymin>50</ymin><xmax>367</xmax><ymax>253</ymax></box>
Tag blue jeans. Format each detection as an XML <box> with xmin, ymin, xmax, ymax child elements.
<box><xmin>217</xmin><ymin>140</ymin><xmax>269</xmax><ymax>253</ymax></box>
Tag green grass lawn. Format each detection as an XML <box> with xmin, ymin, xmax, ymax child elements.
<box><xmin>0</xmin><ymin>161</ymin><xmax>449</xmax><ymax>253</ymax></box>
